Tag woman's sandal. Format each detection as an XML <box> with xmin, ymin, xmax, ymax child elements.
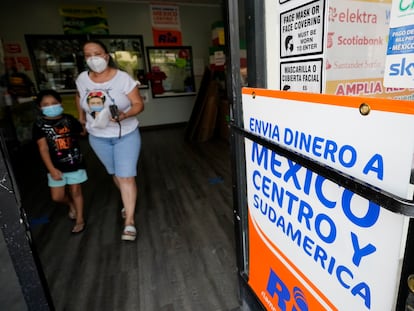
<box><xmin>71</xmin><ymin>222</ymin><xmax>86</xmax><ymax>234</ymax></box>
<box><xmin>121</xmin><ymin>225</ymin><xmax>136</xmax><ymax>241</ymax></box>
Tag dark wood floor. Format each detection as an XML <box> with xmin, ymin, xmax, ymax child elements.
<box><xmin>16</xmin><ymin>125</ymin><xmax>241</xmax><ymax>311</ymax></box>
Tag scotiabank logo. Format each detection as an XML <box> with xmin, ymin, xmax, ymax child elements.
<box><xmin>338</xmin><ymin>35</ymin><xmax>383</xmax><ymax>46</ymax></box>
<box><xmin>329</xmin><ymin>6</ymin><xmax>378</xmax><ymax>24</ymax></box>
<box><xmin>266</xmin><ymin>269</ymin><xmax>308</xmax><ymax>311</ymax></box>
<box><xmin>327</xmin><ymin>32</ymin><xmax>383</xmax><ymax>48</ymax></box>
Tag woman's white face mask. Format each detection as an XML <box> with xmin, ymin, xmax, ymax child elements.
<box><xmin>86</xmin><ymin>56</ymin><xmax>108</xmax><ymax>73</ymax></box>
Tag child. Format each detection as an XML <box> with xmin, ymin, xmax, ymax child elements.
<box><xmin>32</xmin><ymin>89</ymin><xmax>87</xmax><ymax>234</ymax></box>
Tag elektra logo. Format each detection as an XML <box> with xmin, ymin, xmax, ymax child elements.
<box><xmin>389</xmin><ymin>57</ymin><xmax>414</xmax><ymax>77</ymax></box>
<box><xmin>266</xmin><ymin>268</ymin><xmax>309</xmax><ymax>311</ymax></box>
<box><xmin>329</xmin><ymin>6</ymin><xmax>378</xmax><ymax>24</ymax></box>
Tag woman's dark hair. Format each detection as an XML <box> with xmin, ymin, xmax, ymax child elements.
<box><xmin>82</xmin><ymin>39</ymin><xmax>118</xmax><ymax>69</ymax></box>
<box><xmin>35</xmin><ymin>89</ymin><xmax>62</xmax><ymax>106</ymax></box>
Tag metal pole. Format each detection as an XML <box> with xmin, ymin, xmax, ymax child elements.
<box><xmin>0</xmin><ymin>132</ymin><xmax>54</xmax><ymax>310</ymax></box>
<box><xmin>224</xmin><ymin>0</ymin><xmax>248</xmax><ymax>276</ymax></box>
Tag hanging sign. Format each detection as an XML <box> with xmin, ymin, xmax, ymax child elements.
<box><xmin>150</xmin><ymin>3</ymin><xmax>182</xmax><ymax>46</ymax></box>
<box><xmin>242</xmin><ymin>87</ymin><xmax>414</xmax><ymax>311</ymax></box>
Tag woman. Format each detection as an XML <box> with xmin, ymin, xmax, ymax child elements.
<box><xmin>75</xmin><ymin>40</ymin><xmax>144</xmax><ymax>241</ymax></box>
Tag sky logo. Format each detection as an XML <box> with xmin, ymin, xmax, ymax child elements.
<box><xmin>389</xmin><ymin>58</ymin><xmax>414</xmax><ymax>76</ymax></box>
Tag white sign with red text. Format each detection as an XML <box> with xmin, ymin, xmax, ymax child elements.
<box><xmin>150</xmin><ymin>3</ymin><xmax>181</xmax><ymax>29</ymax></box>
<box><xmin>326</xmin><ymin>0</ymin><xmax>390</xmax><ymax>81</ymax></box>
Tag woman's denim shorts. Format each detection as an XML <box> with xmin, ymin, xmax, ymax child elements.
<box><xmin>88</xmin><ymin>127</ymin><xmax>141</xmax><ymax>177</ymax></box>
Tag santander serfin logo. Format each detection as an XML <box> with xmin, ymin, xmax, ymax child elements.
<box><xmin>327</xmin><ymin>32</ymin><xmax>335</xmax><ymax>48</ymax></box>
<box><xmin>329</xmin><ymin>6</ymin><xmax>378</xmax><ymax>24</ymax></box>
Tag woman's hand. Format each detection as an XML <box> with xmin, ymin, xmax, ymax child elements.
<box><xmin>111</xmin><ymin>111</ymin><xmax>128</xmax><ymax>122</ymax></box>
<box><xmin>118</xmin><ymin>111</ymin><xmax>128</xmax><ymax>121</ymax></box>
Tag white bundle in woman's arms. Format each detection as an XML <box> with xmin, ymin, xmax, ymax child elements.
<box><xmin>91</xmin><ymin>107</ymin><xmax>111</xmax><ymax>128</ymax></box>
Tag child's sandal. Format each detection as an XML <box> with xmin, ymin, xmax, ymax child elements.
<box><xmin>68</xmin><ymin>210</ymin><xmax>76</xmax><ymax>220</ymax></box>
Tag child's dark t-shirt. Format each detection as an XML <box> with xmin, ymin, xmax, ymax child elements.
<box><xmin>32</xmin><ymin>114</ymin><xmax>85</xmax><ymax>172</ymax></box>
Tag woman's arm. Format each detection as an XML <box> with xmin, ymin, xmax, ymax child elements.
<box><xmin>118</xmin><ymin>86</ymin><xmax>144</xmax><ymax>121</ymax></box>
<box><xmin>75</xmin><ymin>91</ymin><xmax>87</xmax><ymax>134</ymax></box>
<box><xmin>75</xmin><ymin>91</ymin><xmax>86</xmax><ymax>125</ymax></box>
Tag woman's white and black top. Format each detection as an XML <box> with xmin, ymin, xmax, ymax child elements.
<box><xmin>76</xmin><ymin>69</ymin><xmax>139</xmax><ymax>138</ymax></box>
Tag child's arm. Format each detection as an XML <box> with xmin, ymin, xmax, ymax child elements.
<box><xmin>36</xmin><ymin>138</ymin><xmax>62</xmax><ymax>180</ymax></box>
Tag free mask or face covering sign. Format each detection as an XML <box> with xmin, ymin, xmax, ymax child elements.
<box><xmin>242</xmin><ymin>88</ymin><xmax>414</xmax><ymax>311</ymax></box>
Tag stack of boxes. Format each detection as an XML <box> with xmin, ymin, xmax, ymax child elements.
<box><xmin>208</xmin><ymin>21</ymin><xmax>247</xmax><ymax>83</ymax></box>
<box><xmin>209</xmin><ymin>21</ymin><xmax>228</xmax><ymax>140</ymax></box>
<box><xmin>209</xmin><ymin>21</ymin><xmax>225</xmax><ymax>72</ymax></box>
<box><xmin>208</xmin><ymin>21</ymin><xmax>248</xmax><ymax>141</ymax></box>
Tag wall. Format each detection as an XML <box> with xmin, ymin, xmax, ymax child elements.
<box><xmin>0</xmin><ymin>1</ymin><xmax>223</xmax><ymax>127</ymax></box>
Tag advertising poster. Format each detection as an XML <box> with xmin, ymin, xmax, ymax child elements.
<box><xmin>150</xmin><ymin>3</ymin><xmax>180</xmax><ymax>29</ymax></box>
<box><xmin>383</xmin><ymin>0</ymin><xmax>414</xmax><ymax>89</ymax></box>
<box><xmin>15</xmin><ymin>57</ymin><xmax>31</xmax><ymax>71</ymax></box>
<box><xmin>325</xmin><ymin>0</ymin><xmax>414</xmax><ymax>99</ymax></box>
<box><xmin>150</xmin><ymin>4</ymin><xmax>182</xmax><ymax>46</ymax></box>
<box><xmin>242</xmin><ymin>87</ymin><xmax>414</xmax><ymax>310</ymax></box>
<box><xmin>59</xmin><ymin>6</ymin><xmax>109</xmax><ymax>34</ymax></box>
<box><xmin>4</xmin><ymin>43</ymin><xmax>21</xmax><ymax>54</ymax></box>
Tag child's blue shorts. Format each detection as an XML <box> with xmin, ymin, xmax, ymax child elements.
<box><xmin>48</xmin><ymin>169</ymin><xmax>88</xmax><ymax>187</ymax></box>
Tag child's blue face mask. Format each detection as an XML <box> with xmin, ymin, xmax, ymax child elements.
<box><xmin>42</xmin><ymin>104</ymin><xmax>63</xmax><ymax>117</ymax></box>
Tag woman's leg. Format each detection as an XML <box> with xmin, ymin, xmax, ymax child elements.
<box><xmin>88</xmin><ymin>134</ymin><xmax>116</xmax><ymax>175</ymax></box>
<box><xmin>115</xmin><ymin>176</ymin><xmax>137</xmax><ymax>226</ymax></box>
<box><xmin>113</xmin><ymin>129</ymin><xmax>141</xmax><ymax>239</ymax></box>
